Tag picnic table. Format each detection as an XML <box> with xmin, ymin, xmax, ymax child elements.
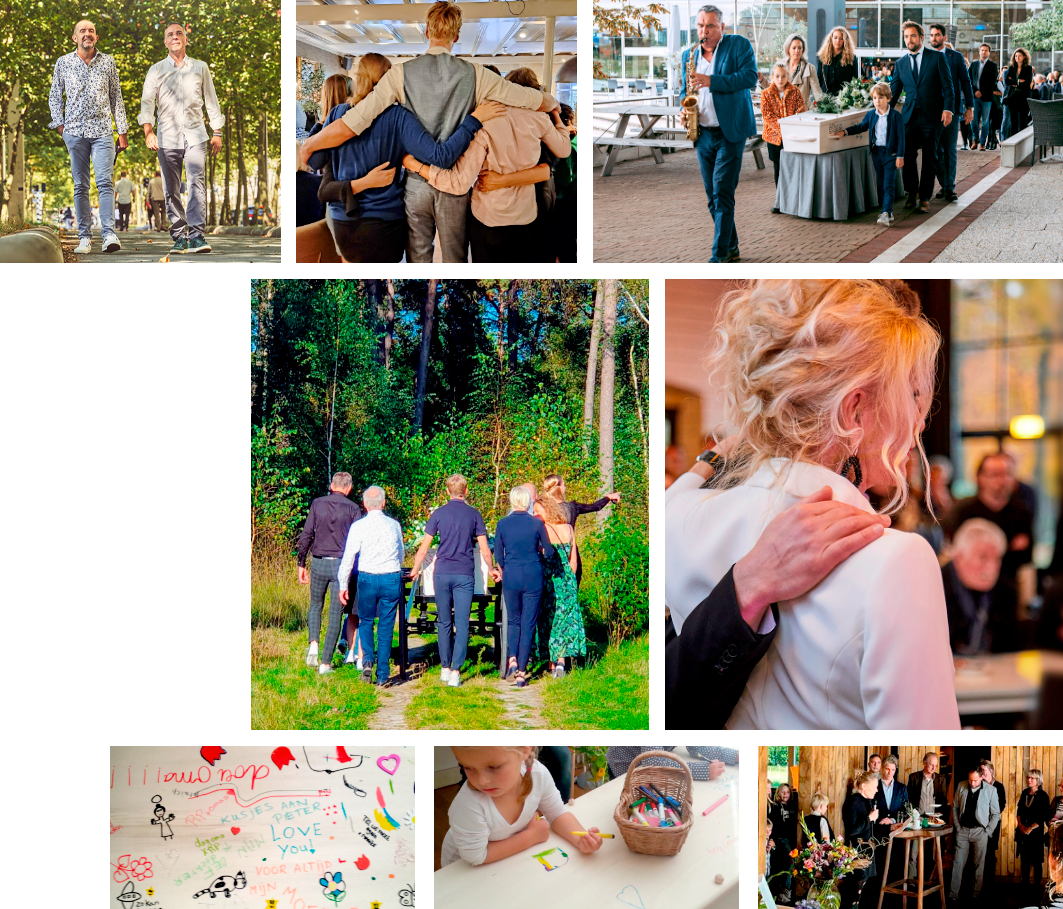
<box><xmin>594</xmin><ymin>104</ymin><xmax>765</xmax><ymax>177</ymax></box>
<box><xmin>435</xmin><ymin>749</ymin><xmax>738</xmax><ymax>909</ymax></box>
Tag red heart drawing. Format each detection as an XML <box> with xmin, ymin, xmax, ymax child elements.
<box><xmin>355</xmin><ymin>855</ymin><xmax>370</xmax><ymax>870</ymax></box>
<box><xmin>231</xmin><ymin>827</ymin><xmax>240</xmax><ymax>835</ymax></box>
<box><xmin>376</xmin><ymin>754</ymin><xmax>400</xmax><ymax>776</ymax></box>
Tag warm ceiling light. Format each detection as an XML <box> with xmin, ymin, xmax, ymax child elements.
<box><xmin>519</xmin><ymin>30</ymin><xmax>526</xmax><ymax>36</ymax></box>
<box><xmin>1010</xmin><ymin>414</ymin><xmax>1045</xmax><ymax>439</ymax></box>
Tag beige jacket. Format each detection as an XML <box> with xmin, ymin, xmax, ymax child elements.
<box><xmin>424</xmin><ymin>108</ymin><xmax>571</xmax><ymax>227</ymax></box>
<box><xmin>781</xmin><ymin>58</ymin><xmax>824</xmax><ymax>109</ymax></box>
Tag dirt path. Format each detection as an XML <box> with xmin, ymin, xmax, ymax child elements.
<box><xmin>367</xmin><ymin>637</ymin><xmax>430</xmax><ymax>730</ymax></box>
<box><xmin>493</xmin><ymin>675</ymin><xmax>549</xmax><ymax>729</ymax></box>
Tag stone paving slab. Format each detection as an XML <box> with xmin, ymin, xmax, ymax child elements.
<box><xmin>936</xmin><ymin>161</ymin><xmax>1063</xmax><ymax>263</ymax></box>
<box><xmin>61</xmin><ymin>228</ymin><xmax>282</xmax><ymax>263</ymax></box>
<box><xmin>593</xmin><ymin>145</ymin><xmax>999</xmax><ymax>263</ymax></box>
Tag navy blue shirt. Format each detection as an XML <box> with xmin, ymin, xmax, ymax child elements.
<box><xmin>425</xmin><ymin>498</ymin><xmax>488</xmax><ymax>577</ymax></box>
<box><xmin>494</xmin><ymin>511</ymin><xmax>554</xmax><ymax>569</ymax></box>
<box><xmin>307</xmin><ymin>103</ymin><xmax>483</xmax><ymax>222</ymax></box>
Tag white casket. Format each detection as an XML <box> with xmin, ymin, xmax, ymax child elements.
<box><xmin>779</xmin><ymin>108</ymin><xmax>871</xmax><ymax>154</ymax></box>
<box><xmin>418</xmin><ymin>546</ymin><xmax>492</xmax><ymax>596</ymax></box>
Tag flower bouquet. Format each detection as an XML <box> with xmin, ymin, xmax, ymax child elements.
<box><xmin>786</xmin><ymin>818</ymin><xmax>872</xmax><ymax>909</ymax></box>
<box><xmin>816</xmin><ymin>78</ymin><xmax>891</xmax><ymax>114</ymax></box>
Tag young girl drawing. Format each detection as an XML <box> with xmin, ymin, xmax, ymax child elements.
<box><xmin>441</xmin><ymin>746</ymin><xmax>603</xmax><ymax>867</ymax></box>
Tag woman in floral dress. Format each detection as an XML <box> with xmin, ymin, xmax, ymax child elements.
<box><xmin>536</xmin><ymin>494</ymin><xmax>584</xmax><ymax>679</ymax></box>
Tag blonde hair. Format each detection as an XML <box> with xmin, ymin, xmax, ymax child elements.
<box><xmin>539</xmin><ymin>475</ymin><xmax>568</xmax><ymax>524</ymax></box>
<box><xmin>1028</xmin><ymin>768</ymin><xmax>1045</xmax><ymax>789</ymax></box>
<box><xmin>818</xmin><ymin>27</ymin><xmax>855</xmax><ymax>66</ymax></box>
<box><xmin>811</xmin><ymin>792</ymin><xmax>829</xmax><ymax>811</ymax></box>
<box><xmin>771</xmin><ymin>63</ymin><xmax>790</xmax><ymax>79</ymax></box>
<box><xmin>707</xmin><ymin>280</ymin><xmax>939</xmax><ymax>515</ymax></box>
<box><xmin>351</xmin><ymin>54</ymin><xmax>391</xmax><ymax>106</ymax></box>
<box><xmin>456</xmin><ymin>746</ymin><xmax>539</xmax><ymax>803</ymax></box>
<box><xmin>425</xmin><ymin>1</ymin><xmax>463</xmax><ymax>43</ymax></box>
<box><xmin>870</xmin><ymin>82</ymin><xmax>891</xmax><ymax>99</ymax></box>
<box><xmin>854</xmin><ymin>771</ymin><xmax>878</xmax><ymax>790</ymax></box>
<box><xmin>320</xmin><ymin>74</ymin><xmax>350</xmax><ymax>119</ymax></box>
<box><xmin>446</xmin><ymin>473</ymin><xmax>468</xmax><ymax>497</ymax></box>
<box><xmin>509</xmin><ymin>485</ymin><xmax>532</xmax><ymax>511</ymax></box>
<box><xmin>782</xmin><ymin>33</ymin><xmax>807</xmax><ymax>61</ymax></box>
<box><xmin>775</xmin><ymin>782</ymin><xmax>793</xmax><ymax>802</ymax></box>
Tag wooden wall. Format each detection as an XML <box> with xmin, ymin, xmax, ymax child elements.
<box><xmin>990</xmin><ymin>745</ymin><xmax>1063</xmax><ymax>879</ymax></box>
<box><xmin>796</xmin><ymin>746</ymin><xmax>868</xmax><ymax>839</ymax></box>
<box><xmin>759</xmin><ymin>746</ymin><xmax>769</xmax><ymax>875</ymax></box>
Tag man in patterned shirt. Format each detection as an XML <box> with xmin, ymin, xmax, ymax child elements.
<box><xmin>48</xmin><ymin>20</ymin><xmax>129</xmax><ymax>255</ymax></box>
<box><xmin>139</xmin><ymin>22</ymin><xmax>225</xmax><ymax>256</ymax></box>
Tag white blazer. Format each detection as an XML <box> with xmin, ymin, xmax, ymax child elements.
<box><xmin>665</xmin><ymin>459</ymin><xmax>961</xmax><ymax>730</ymax></box>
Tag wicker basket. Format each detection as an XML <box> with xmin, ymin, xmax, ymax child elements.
<box><xmin>612</xmin><ymin>749</ymin><xmax>694</xmax><ymax>856</ymax></box>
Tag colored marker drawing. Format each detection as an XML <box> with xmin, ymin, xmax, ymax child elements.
<box><xmin>531</xmin><ymin>847</ymin><xmax>569</xmax><ymax>871</ymax></box>
<box><xmin>192</xmin><ymin>870</ymin><xmax>246</xmax><ymax>899</ymax></box>
<box><xmin>151</xmin><ymin>795</ymin><xmax>176</xmax><ymax>839</ymax></box>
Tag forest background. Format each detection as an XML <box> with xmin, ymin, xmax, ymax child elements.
<box><xmin>250</xmin><ymin>279</ymin><xmax>650</xmax><ymax>730</ymax></box>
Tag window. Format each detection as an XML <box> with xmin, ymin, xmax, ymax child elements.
<box><xmin>956</xmin><ymin>2</ymin><xmax>1003</xmax><ymax>61</ymax></box>
<box><xmin>847</xmin><ymin>5</ymin><xmax>881</xmax><ymax>46</ymax></box>
<box><xmin>766</xmin><ymin>747</ymin><xmax>800</xmax><ymax>786</ymax></box>
<box><xmin>593</xmin><ymin>34</ymin><xmax>623</xmax><ymax>78</ymax></box>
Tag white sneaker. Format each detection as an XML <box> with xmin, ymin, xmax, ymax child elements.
<box><xmin>74</xmin><ymin>238</ymin><xmax>91</xmax><ymax>254</ymax></box>
<box><xmin>876</xmin><ymin>211</ymin><xmax>891</xmax><ymax>226</ymax></box>
<box><xmin>344</xmin><ymin>649</ymin><xmax>356</xmax><ymax>665</ymax></box>
<box><xmin>318</xmin><ymin>663</ymin><xmax>332</xmax><ymax>675</ymax></box>
<box><xmin>447</xmin><ymin>672</ymin><xmax>461</xmax><ymax>688</ymax></box>
<box><xmin>441</xmin><ymin>668</ymin><xmax>452</xmax><ymax>683</ymax></box>
<box><xmin>103</xmin><ymin>234</ymin><xmax>121</xmax><ymax>253</ymax></box>
<box><xmin>306</xmin><ymin>643</ymin><xmax>319</xmax><ymax>668</ymax></box>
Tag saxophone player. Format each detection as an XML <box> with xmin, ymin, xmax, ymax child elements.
<box><xmin>678</xmin><ymin>5</ymin><xmax>758</xmax><ymax>263</ymax></box>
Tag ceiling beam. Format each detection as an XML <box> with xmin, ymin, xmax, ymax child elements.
<box><xmin>297</xmin><ymin>0</ymin><xmax>576</xmax><ymax>23</ymax></box>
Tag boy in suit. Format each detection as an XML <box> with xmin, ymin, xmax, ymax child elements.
<box><xmin>834</xmin><ymin>82</ymin><xmax>904</xmax><ymax>225</ymax></box>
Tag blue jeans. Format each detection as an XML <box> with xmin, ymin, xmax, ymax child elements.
<box><xmin>973</xmin><ymin>99</ymin><xmax>993</xmax><ymax>146</ymax></box>
<box><xmin>938</xmin><ymin>118</ymin><xmax>960</xmax><ymax>194</ymax></box>
<box><xmin>357</xmin><ymin>571</ymin><xmax>401</xmax><ymax>683</ymax></box>
<box><xmin>435</xmin><ymin>573</ymin><xmax>474</xmax><ymax>671</ymax></box>
<box><xmin>694</xmin><ymin>126</ymin><xmax>744</xmax><ymax>261</ymax></box>
<box><xmin>502</xmin><ymin>562</ymin><xmax>543</xmax><ymax>671</ymax></box>
<box><xmin>870</xmin><ymin>146</ymin><xmax>898</xmax><ymax>214</ymax></box>
<box><xmin>63</xmin><ymin>132</ymin><xmax>115</xmax><ymax>239</ymax></box>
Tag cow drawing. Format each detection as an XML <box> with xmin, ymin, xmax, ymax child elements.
<box><xmin>192</xmin><ymin>871</ymin><xmax>247</xmax><ymax>898</ymax></box>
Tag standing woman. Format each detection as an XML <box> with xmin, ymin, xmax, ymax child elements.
<box><xmin>493</xmin><ymin>485</ymin><xmax>554</xmax><ymax>688</ymax></box>
<box><xmin>781</xmin><ymin>34</ymin><xmax>824</xmax><ymax>109</ymax></box>
<box><xmin>841</xmin><ymin>772</ymin><xmax>880</xmax><ymax>909</ymax></box>
<box><xmin>817</xmin><ymin>27</ymin><xmax>858</xmax><ymax>95</ymax></box>
<box><xmin>536</xmin><ymin>495</ymin><xmax>584</xmax><ymax>680</ymax></box>
<box><xmin>1051</xmin><ymin>777</ymin><xmax>1063</xmax><ymax>826</ymax></box>
<box><xmin>768</xmin><ymin>783</ymin><xmax>800</xmax><ymax>904</ymax></box>
<box><xmin>540</xmin><ymin>473</ymin><xmax>620</xmax><ymax>586</ymax></box>
<box><xmin>1017</xmin><ymin>769</ymin><xmax>1053</xmax><ymax>899</ymax></box>
<box><xmin>1005</xmin><ymin>48</ymin><xmax>1034</xmax><ymax>133</ymax></box>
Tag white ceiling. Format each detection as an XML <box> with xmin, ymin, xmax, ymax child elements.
<box><xmin>296</xmin><ymin>0</ymin><xmax>576</xmax><ymax>58</ymax></box>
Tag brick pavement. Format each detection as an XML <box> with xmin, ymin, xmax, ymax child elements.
<box><xmin>593</xmin><ymin>144</ymin><xmax>999</xmax><ymax>263</ymax></box>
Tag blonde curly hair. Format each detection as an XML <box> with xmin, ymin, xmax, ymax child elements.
<box><xmin>707</xmin><ymin>280</ymin><xmax>940</xmax><ymax>515</ymax></box>
<box><xmin>817</xmin><ymin>26</ymin><xmax>856</xmax><ymax>66</ymax></box>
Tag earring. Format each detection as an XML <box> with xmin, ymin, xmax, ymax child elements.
<box><xmin>840</xmin><ymin>454</ymin><xmax>863</xmax><ymax>487</ymax></box>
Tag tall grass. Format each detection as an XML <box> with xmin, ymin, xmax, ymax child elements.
<box><xmin>252</xmin><ymin>548</ymin><xmax>307</xmax><ymax>631</ymax></box>
<box><xmin>540</xmin><ymin>635</ymin><xmax>649</xmax><ymax>730</ymax></box>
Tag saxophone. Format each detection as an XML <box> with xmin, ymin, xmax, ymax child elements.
<box><xmin>682</xmin><ymin>43</ymin><xmax>701</xmax><ymax>141</ymax></box>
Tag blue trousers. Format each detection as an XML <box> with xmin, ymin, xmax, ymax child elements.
<box><xmin>63</xmin><ymin>132</ymin><xmax>116</xmax><ymax>240</ymax></box>
<box><xmin>938</xmin><ymin>118</ymin><xmax>960</xmax><ymax>194</ymax></box>
<box><xmin>357</xmin><ymin>571</ymin><xmax>401</xmax><ymax>683</ymax></box>
<box><xmin>435</xmin><ymin>572</ymin><xmax>474</xmax><ymax>671</ymax></box>
<box><xmin>972</xmin><ymin>99</ymin><xmax>993</xmax><ymax>146</ymax></box>
<box><xmin>694</xmin><ymin>126</ymin><xmax>743</xmax><ymax>261</ymax></box>
<box><xmin>502</xmin><ymin>563</ymin><xmax>543</xmax><ymax>671</ymax></box>
<box><xmin>870</xmin><ymin>146</ymin><xmax>898</xmax><ymax>214</ymax></box>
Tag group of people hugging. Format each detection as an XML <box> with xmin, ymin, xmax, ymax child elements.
<box><xmin>296</xmin><ymin>1</ymin><xmax>576</xmax><ymax>264</ymax></box>
<box><xmin>767</xmin><ymin>753</ymin><xmax>1063</xmax><ymax>908</ymax></box>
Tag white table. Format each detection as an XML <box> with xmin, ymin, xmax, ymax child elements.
<box><xmin>435</xmin><ymin>749</ymin><xmax>738</xmax><ymax>909</ymax></box>
<box><xmin>954</xmin><ymin>650</ymin><xmax>1063</xmax><ymax>717</ymax></box>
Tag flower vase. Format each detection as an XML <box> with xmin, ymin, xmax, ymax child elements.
<box><xmin>809</xmin><ymin>879</ymin><xmax>841</xmax><ymax>909</ymax></box>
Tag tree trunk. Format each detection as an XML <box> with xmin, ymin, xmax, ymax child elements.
<box><xmin>412</xmin><ymin>279</ymin><xmax>438</xmax><ymax>435</ymax></box>
<box><xmin>252</xmin><ymin>279</ymin><xmax>274</xmax><ymax>424</ymax></box>
<box><xmin>366</xmin><ymin>279</ymin><xmax>386</xmax><ymax>364</ymax></box>
<box><xmin>597</xmin><ymin>279</ymin><xmax>618</xmax><ymax>525</ymax></box>
<box><xmin>223</xmin><ymin>106</ymin><xmax>232</xmax><ymax>224</ymax></box>
<box><xmin>506</xmin><ymin>279</ymin><xmax>520</xmax><ymax>374</ymax></box>
<box><xmin>6</xmin><ymin>85</ymin><xmax>26</xmax><ymax>221</ymax></box>
<box><xmin>208</xmin><ymin>144</ymin><xmax>216</xmax><ymax>225</ymax></box>
<box><xmin>236</xmin><ymin>106</ymin><xmax>249</xmax><ymax>225</ymax></box>
<box><xmin>255</xmin><ymin>111</ymin><xmax>268</xmax><ymax>221</ymax></box>
<box><xmin>583</xmin><ymin>282</ymin><xmax>603</xmax><ymax>453</ymax></box>
<box><xmin>384</xmin><ymin>279</ymin><xmax>396</xmax><ymax>370</ymax></box>
<box><xmin>628</xmin><ymin>340</ymin><xmax>647</xmax><ymax>467</ymax></box>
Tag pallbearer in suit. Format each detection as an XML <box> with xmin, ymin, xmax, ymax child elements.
<box><xmin>888</xmin><ymin>20</ymin><xmax>954</xmax><ymax>212</ymax></box>
<box><xmin>928</xmin><ymin>24</ymin><xmax>973</xmax><ymax>202</ymax></box>
<box><xmin>679</xmin><ymin>4</ymin><xmax>757</xmax><ymax>263</ymax></box>
<box><xmin>968</xmin><ymin>44</ymin><xmax>999</xmax><ymax>149</ymax></box>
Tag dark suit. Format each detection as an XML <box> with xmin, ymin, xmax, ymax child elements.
<box><xmin>679</xmin><ymin>34</ymin><xmax>757</xmax><ymax>262</ymax></box>
<box><xmin>889</xmin><ymin>46</ymin><xmax>954</xmax><ymax>202</ymax></box>
<box><xmin>844</xmin><ymin>107</ymin><xmax>905</xmax><ymax>213</ymax></box>
<box><xmin>937</xmin><ymin>45</ymin><xmax>974</xmax><ymax>195</ymax></box>
<box><xmin>1006</xmin><ymin>63</ymin><xmax>1034</xmax><ymax>131</ymax></box>
<box><xmin>906</xmin><ymin>770</ymin><xmax>950</xmax><ymax>880</ymax></box>
<box><xmin>665</xmin><ymin>565</ymin><xmax>778</xmax><ymax>729</ymax></box>
<box><xmin>969</xmin><ymin>57</ymin><xmax>999</xmax><ymax>146</ymax></box>
<box><xmin>875</xmin><ymin>778</ymin><xmax>911</xmax><ymax>893</ymax></box>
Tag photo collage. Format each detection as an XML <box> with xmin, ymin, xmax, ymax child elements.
<box><xmin>0</xmin><ymin>1</ymin><xmax>1060</xmax><ymax>908</ymax></box>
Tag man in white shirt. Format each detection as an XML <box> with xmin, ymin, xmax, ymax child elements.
<box><xmin>114</xmin><ymin>170</ymin><xmax>135</xmax><ymax>230</ymax></box>
<box><xmin>338</xmin><ymin>486</ymin><xmax>405</xmax><ymax>685</ymax></box>
<box><xmin>139</xmin><ymin>22</ymin><xmax>224</xmax><ymax>256</ymax></box>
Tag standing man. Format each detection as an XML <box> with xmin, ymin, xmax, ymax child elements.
<box><xmin>299</xmin><ymin>1</ymin><xmax>558</xmax><ymax>263</ymax></box>
<box><xmin>980</xmin><ymin>759</ymin><xmax>1007</xmax><ymax>899</ymax></box>
<box><xmin>889</xmin><ymin>21</ymin><xmax>954</xmax><ymax>213</ymax></box>
<box><xmin>875</xmin><ymin>755</ymin><xmax>910</xmax><ymax>889</ymax></box>
<box><xmin>114</xmin><ymin>170</ymin><xmax>135</xmax><ymax>230</ymax></box>
<box><xmin>411</xmin><ymin>474</ymin><xmax>494</xmax><ymax>688</ymax></box>
<box><xmin>949</xmin><ymin>767</ymin><xmax>1001</xmax><ymax>905</ymax></box>
<box><xmin>679</xmin><ymin>5</ymin><xmax>757</xmax><ymax>263</ymax></box>
<box><xmin>929</xmin><ymin>25</ymin><xmax>973</xmax><ymax>203</ymax></box>
<box><xmin>296</xmin><ymin>472</ymin><xmax>363</xmax><ymax>675</ymax></box>
<box><xmin>148</xmin><ymin>170</ymin><xmax>166</xmax><ymax>230</ymax></box>
<box><xmin>48</xmin><ymin>19</ymin><xmax>129</xmax><ymax>255</ymax></box>
<box><xmin>967</xmin><ymin>46</ymin><xmax>997</xmax><ymax>149</ymax></box>
<box><xmin>139</xmin><ymin>22</ymin><xmax>225</xmax><ymax>256</ymax></box>
<box><xmin>338</xmin><ymin>486</ymin><xmax>405</xmax><ymax>686</ymax></box>
<box><xmin>907</xmin><ymin>751</ymin><xmax>950</xmax><ymax>879</ymax></box>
